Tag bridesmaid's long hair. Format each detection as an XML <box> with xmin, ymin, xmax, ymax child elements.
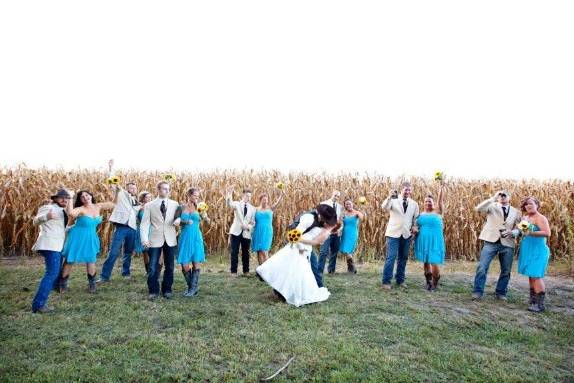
<box><xmin>74</xmin><ymin>190</ymin><xmax>96</xmax><ymax>208</ymax></box>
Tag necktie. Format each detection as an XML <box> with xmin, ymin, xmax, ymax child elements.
<box><xmin>243</xmin><ymin>203</ymin><xmax>247</xmax><ymax>216</ymax></box>
<box><xmin>502</xmin><ymin>206</ymin><xmax>508</xmax><ymax>221</ymax></box>
<box><xmin>160</xmin><ymin>200</ymin><xmax>166</xmax><ymax>220</ymax></box>
<box><xmin>403</xmin><ymin>198</ymin><xmax>408</xmax><ymax>213</ymax></box>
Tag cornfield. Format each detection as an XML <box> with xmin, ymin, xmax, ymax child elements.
<box><xmin>1</xmin><ymin>165</ymin><xmax>573</xmax><ymax>268</ymax></box>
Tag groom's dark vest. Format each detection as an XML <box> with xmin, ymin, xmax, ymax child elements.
<box><xmin>287</xmin><ymin>210</ymin><xmax>321</xmax><ymax>234</ymax></box>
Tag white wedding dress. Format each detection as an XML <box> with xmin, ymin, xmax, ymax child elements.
<box><xmin>256</xmin><ymin>226</ymin><xmax>330</xmax><ymax>307</ymax></box>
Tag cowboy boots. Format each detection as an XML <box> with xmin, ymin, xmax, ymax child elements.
<box><xmin>87</xmin><ymin>273</ymin><xmax>96</xmax><ymax>293</ymax></box>
<box><xmin>189</xmin><ymin>269</ymin><xmax>201</xmax><ymax>297</ymax></box>
<box><xmin>347</xmin><ymin>256</ymin><xmax>357</xmax><ymax>274</ymax></box>
<box><xmin>431</xmin><ymin>274</ymin><xmax>440</xmax><ymax>291</ymax></box>
<box><xmin>182</xmin><ymin>269</ymin><xmax>193</xmax><ymax>297</ymax></box>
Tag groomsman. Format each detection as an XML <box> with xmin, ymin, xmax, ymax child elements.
<box><xmin>472</xmin><ymin>190</ymin><xmax>521</xmax><ymax>301</ymax></box>
<box><xmin>318</xmin><ymin>190</ymin><xmax>343</xmax><ymax>275</ymax></box>
<box><xmin>99</xmin><ymin>159</ymin><xmax>140</xmax><ymax>282</ymax></box>
<box><xmin>226</xmin><ymin>188</ymin><xmax>256</xmax><ymax>277</ymax></box>
<box><xmin>31</xmin><ymin>189</ymin><xmax>71</xmax><ymax>313</ymax></box>
<box><xmin>140</xmin><ymin>181</ymin><xmax>180</xmax><ymax>299</ymax></box>
<box><xmin>381</xmin><ymin>182</ymin><xmax>420</xmax><ymax>289</ymax></box>
<box><xmin>297</xmin><ymin>205</ymin><xmax>338</xmax><ymax>288</ymax></box>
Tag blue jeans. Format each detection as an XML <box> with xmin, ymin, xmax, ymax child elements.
<box><xmin>473</xmin><ymin>241</ymin><xmax>515</xmax><ymax>296</ymax></box>
<box><xmin>100</xmin><ymin>225</ymin><xmax>136</xmax><ymax>280</ymax></box>
<box><xmin>309</xmin><ymin>250</ymin><xmax>323</xmax><ymax>287</ymax></box>
<box><xmin>382</xmin><ymin>236</ymin><xmax>411</xmax><ymax>285</ymax></box>
<box><xmin>147</xmin><ymin>243</ymin><xmax>175</xmax><ymax>295</ymax></box>
<box><xmin>318</xmin><ymin>234</ymin><xmax>340</xmax><ymax>274</ymax></box>
<box><xmin>32</xmin><ymin>250</ymin><xmax>62</xmax><ymax>311</ymax></box>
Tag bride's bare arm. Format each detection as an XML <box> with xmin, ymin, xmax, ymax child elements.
<box><xmin>299</xmin><ymin>229</ymin><xmax>332</xmax><ymax>246</ymax></box>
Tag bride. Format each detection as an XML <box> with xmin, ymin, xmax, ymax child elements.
<box><xmin>256</xmin><ymin>204</ymin><xmax>338</xmax><ymax>307</ymax></box>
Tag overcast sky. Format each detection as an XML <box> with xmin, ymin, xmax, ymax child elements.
<box><xmin>1</xmin><ymin>1</ymin><xmax>572</xmax><ymax>180</ymax></box>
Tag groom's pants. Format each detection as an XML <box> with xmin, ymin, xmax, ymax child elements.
<box><xmin>309</xmin><ymin>250</ymin><xmax>323</xmax><ymax>288</ymax></box>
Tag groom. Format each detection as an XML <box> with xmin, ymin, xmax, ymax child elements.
<box><xmin>294</xmin><ymin>204</ymin><xmax>338</xmax><ymax>288</ymax></box>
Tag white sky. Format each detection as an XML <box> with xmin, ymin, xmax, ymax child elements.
<box><xmin>1</xmin><ymin>1</ymin><xmax>573</xmax><ymax>180</ymax></box>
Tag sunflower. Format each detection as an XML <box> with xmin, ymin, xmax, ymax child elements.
<box><xmin>164</xmin><ymin>174</ymin><xmax>176</xmax><ymax>182</ymax></box>
<box><xmin>197</xmin><ymin>202</ymin><xmax>208</xmax><ymax>213</ymax></box>
<box><xmin>276</xmin><ymin>181</ymin><xmax>285</xmax><ymax>190</ymax></box>
<box><xmin>518</xmin><ymin>220</ymin><xmax>531</xmax><ymax>232</ymax></box>
<box><xmin>434</xmin><ymin>171</ymin><xmax>444</xmax><ymax>182</ymax></box>
<box><xmin>287</xmin><ymin>229</ymin><xmax>302</xmax><ymax>243</ymax></box>
<box><xmin>106</xmin><ymin>176</ymin><xmax>120</xmax><ymax>185</ymax></box>
<box><xmin>358</xmin><ymin>196</ymin><xmax>367</xmax><ymax>205</ymax></box>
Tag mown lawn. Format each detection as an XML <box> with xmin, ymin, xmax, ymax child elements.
<box><xmin>1</xmin><ymin>256</ymin><xmax>573</xmax><ymax>382</ymax></box>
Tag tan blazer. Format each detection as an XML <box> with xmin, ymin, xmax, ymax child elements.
<box><xmin>32</xmin><ymin>204</ymin><xmax>67</xmax><ymax>252</ymax></box>
<box><xmin>226</xmin><ymin>196</ymin><xmax>256</xmax><ymax>239</ymax></box>
<box><xmin>108</xmin><ymin>188</ymin><xmax>139</xmax><ymax>230</ymax></box>
<box><xmin>476</xmin><ymin>198</ymin><xmax>521</xmax><ymax>248</ymax></box>
<box><xmin>140</xmin><ymin>197</ymin><xmax>179</xmax><ymax>247</ymax></box>
<box><xmin>381</xmin><ymin>197</ymin><xmax>420</xmax><ymax>239</ymax></box>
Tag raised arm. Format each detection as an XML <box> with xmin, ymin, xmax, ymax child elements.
<box><xmin>225</xmin><ymin>188</ymin><xmax>236</xmax><ymax>209</ymax></box>
<box><xmin>107</xmin><ymin>159</ymin><xmax>124</xmax><ymax>202</ymax></box>
<box><xmin>97</xmin><ymin>202</ymin><xmax>116</xmax><ymax>211</ymax></box>
<box><xmin>475</xmin><ymin>192</ymin><xmax>499</xmax><ymax>213</ymax></box>
<box><xmin>271</xmin><ymin>191</ymin><xmax>285</xmax><ymax>211</ymax></box>
<box><xmin>435</xmin><ymin>184</ymin><xmax>445</xmax><ymax>215</ymax></box>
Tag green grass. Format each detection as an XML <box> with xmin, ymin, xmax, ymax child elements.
<box><xmin>1</xmin><ymin>256</ymin><xmax>573</xmax><ymax>382</ymax></box>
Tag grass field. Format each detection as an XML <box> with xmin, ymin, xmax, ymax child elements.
<box><xmin>1</xmin><ymin>256</ymin><xmax>573</xmax><ymax>382</ymax></box>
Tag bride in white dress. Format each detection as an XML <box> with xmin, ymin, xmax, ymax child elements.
<box><xmin>256</xmin><ymin>205</ymin><xmax>338</xmax><ymax>307</ymax></box>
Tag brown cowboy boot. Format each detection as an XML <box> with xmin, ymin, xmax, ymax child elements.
<box><xmin>431</xmin><ymin>274</ymin><xmax>440</xmax><ymax>291</ymax></box>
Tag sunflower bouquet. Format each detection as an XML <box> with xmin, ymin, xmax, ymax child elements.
<box><xmin>106</xmin><ymin>176</ymin><xmax>120</xmax><ymax>185</ymax></box>
<box><xmin>163</xmin><ymin>174</ymin><xmax>177</xmax><ymax>183</ymax></box>
<box><xmin>434</xmin><ymin>171</ymin><xmax>444</xmax><ymax>182</ymax></box>
<box><xmin>197</xmin><ymin>202</ymin><xmax>209</xmax><ymax>214</ymax></box>
<box><xmin>518</xmin><ymin>220</ymin><xmax>533</xmax><ymax>233</ymax></box>
<box><xmin>287</xmin><ymin>229</ymin><xmax>302</xmax><ymax>246</ymax></box>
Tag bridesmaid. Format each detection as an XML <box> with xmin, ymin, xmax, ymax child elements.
<box><xmin>177</xmin><ymin>188</ymin><xmax>210</xmax><ymax>297</ymax></box>
<box><xmin>60</xmin><ymin>190</ymin><xmax>115</xmax><ymax>293</ymax></box>
<box><xmin>414</xmin><ymin>183</ymin><xmax>446</xmax><ymax>291</ymax></box>
<box><xmin>339</xmin><ymin>199</ymin><xmax>366</xmax><ymax>274</ymax></box>
<box><xmin>252</xmin><ymin>190</ymin><xmax>285</xmax><ymax>265</ymax></box>
<box><xmin>517</xmin><ymin>197</ymin><xmax>551</xmax><ymax>313</ymax></box>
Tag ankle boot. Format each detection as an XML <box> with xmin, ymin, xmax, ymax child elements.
<box><xmin>59</xmin><ymin>275</ymin><xmax>69</xmax><ymax>293</ymax></box>
<box><xmin>182</xmin><ymin>269</ymin><xmax>193</xmax><ymax>297</ymax></box>
<box><xmin>87</xmin><ymin>273</ymin><xmax>96</xmax><ymax>293</ymax></box>
<box><xmin>189</xmin><ymin>269</ymin><xmax>201</xmax><ymax>297</ymax></box>
<box><xmin>431</xmin><ymin>274</ymin><xmax>441</xmax><ymax>291</ymax></box>
<box><xmin>528</xmin><ymin>292</ymin><xmax>546</xmax><ymax>313</ymax></box>
<box><xmin>347</xmin><ymin>257</ymin><xmax>356</xmax><ymax>274</ymax></box>
<box><xmin>529</xmin><ymin>288</ymin><xmax>536</xmax><ymax>305</ymax></box>
<box><xmin>144</xmin><ymin>262</ymin><xmax>150</xmax><ymax>275</ymax></box>
<box><xmin>424</xmin><ymin>272</ymin><xmax>432</xmax><ymax>291</ymax></box>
